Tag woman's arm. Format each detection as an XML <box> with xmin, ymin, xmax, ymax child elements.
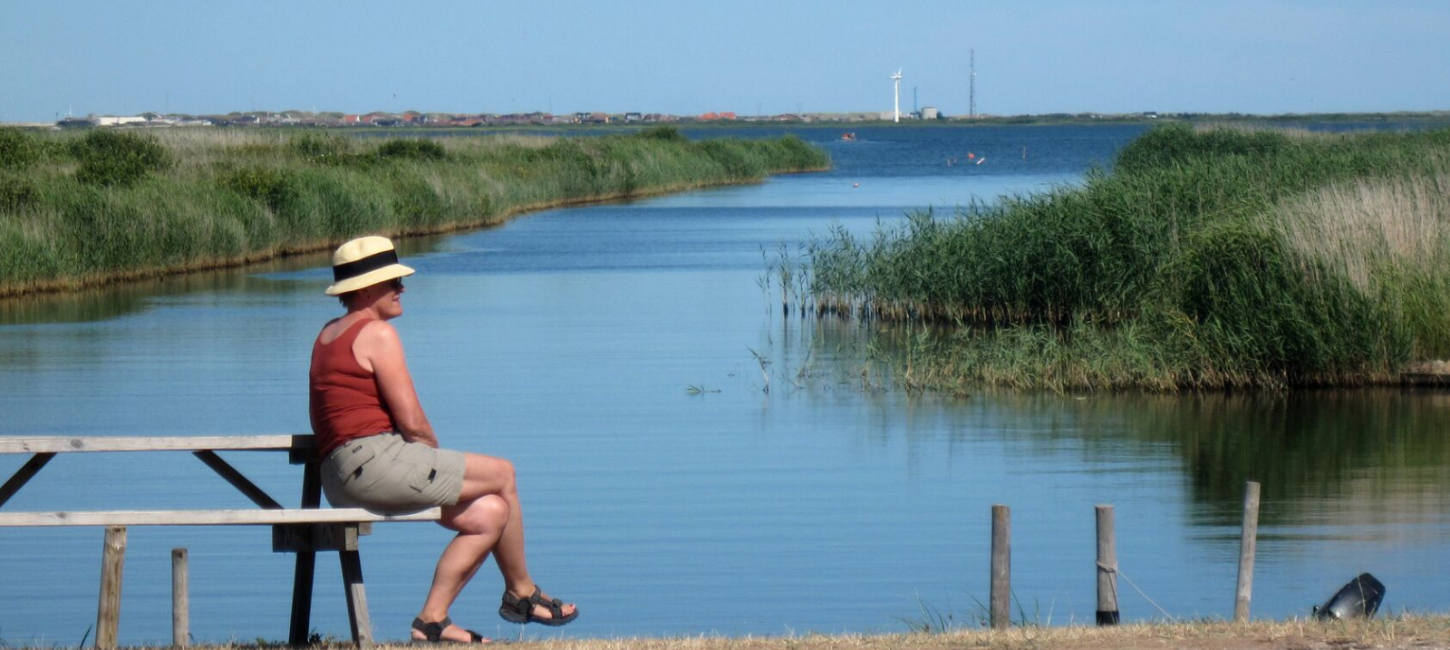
<box><xmin>355</xmin><ymin>320</ymin><xmax>440</xmax><ymax>447</ymax></box>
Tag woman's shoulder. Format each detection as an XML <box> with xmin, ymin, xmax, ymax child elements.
<box><xmin>353</xmin><ymin>318</ymin><xmax>402</xmax><ymax>348</ymax></box>
<box><xmin>318</xmin><ymin>315</ymin><xmax>391</xmax><ymax>345</ymax></box>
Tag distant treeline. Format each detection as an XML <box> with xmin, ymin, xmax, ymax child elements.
<box><xmin>0</xmin><ymin>126</ymin><xmax>828</xmax><ymax>296</ymax></box>
<box><xmin>803</xmin><ymin>124</ymin><xmax>1450</xmax><ymax>390</ymax></box>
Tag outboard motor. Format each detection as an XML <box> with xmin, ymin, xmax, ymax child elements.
<box><xmin>1313</xmin><ymin>573</ymin><xmax>1386</xmax><ymax>620</ymax></box>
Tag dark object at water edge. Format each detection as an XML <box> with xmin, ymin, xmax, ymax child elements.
<box><xmin>1313</xmin><ymin>573</ymin><xmax>1385</xmax><ymax>620</ymax></box>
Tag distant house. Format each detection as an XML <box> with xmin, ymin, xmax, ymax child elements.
<box><xmin>343</xmin><ymin>114</ymin><xmax>361</xmax><ymax>124</ymax></box>
<box><xmin>772</xmin><ymin>114</ymin><xmax>803</xmax><ymax>122</ymax></box>
<box><xmin>96</xmin><ymin>116</ymin><xmax>147</xmax><ymax>127</ymax></box>
<box><xmin>699</xmin><ymin>112</ymin><xmax>719</xmax><ymax>121</ymax></box>
<box><xmin>624</xmin><ymin>112</ymin><xmax>642</xmax><ymax>123</ymax></box>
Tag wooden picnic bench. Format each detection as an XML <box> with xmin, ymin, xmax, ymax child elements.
<box><xmin>0</xmin><ymin>435</ymin><xmax>441</xmax><ymax>649</ymax></box>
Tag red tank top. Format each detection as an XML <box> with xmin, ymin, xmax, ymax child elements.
<box><xmin>309</xmin><ymin>318</ymin><xmax>396</xmax><ymax>458</ymax></box>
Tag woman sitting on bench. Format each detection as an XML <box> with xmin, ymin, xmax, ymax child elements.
<box><xmin>310</xmin><ymin>236</ymin><xmax>578</xmax><ymax>643</ymax></box>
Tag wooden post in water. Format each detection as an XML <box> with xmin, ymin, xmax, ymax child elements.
<box><xmin>1234</xmin><ymin>481</ymin><xmax>1261</xmax><ymax>622</ymax></box>
<box><xmin>172</xmin><ymin>548</ymin><xmax>190</xmax><ymax>648</ymax></box>
<box><xmin>1095</xmin><ymin>505</ymin><xmax>1119</xmax><ymax>625</ymax></box>
<box><xmin>990</xmin><ymin>504</ymin><xmax>1011</xmax><ymax>630</ymax></box>
<box><xmin>96</xmin><ymin>526</ymin><xmax>126</xmax><ymax>650</ymax></box>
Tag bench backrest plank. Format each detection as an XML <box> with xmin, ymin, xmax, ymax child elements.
<box><xmin>0</xmin><ymin>435</ymin><xmax>314</xmax><ymax>454</ymax></box>
<box><xmin>0</xmin><ymin>508</ymin><xmax>439</xmax><ymax>527</ymax></box>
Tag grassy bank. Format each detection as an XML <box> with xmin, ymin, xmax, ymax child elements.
<box><xmin>0</xmin><ymin>126</ymin><xmax>827</xmax><ymax>296</ymax></box>
<box><xmin>80</xmin><ymin>616</ymin><xmax>1450</xmax><ymax>650</ymax></box>
<box><xmin>490</xmin><ymin>617</ymin><xmax>1449</xmax><ymax>650</ymax></box>
<box><xmin>803</xmin><ymin>124</ymin><xmax>1450</xmax><ymax>391</ymax></box>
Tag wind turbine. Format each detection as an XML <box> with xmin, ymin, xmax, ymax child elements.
<box><xmin>890</xmin><ymin>69</ymin><xmax>903</xmax><ymax>123</ymax></box>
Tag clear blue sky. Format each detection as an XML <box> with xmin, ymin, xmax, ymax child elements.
<box><xmin>2</xmin><ymin>0</ymin><xmax>1448</xmax><ymax>122</ymax></box>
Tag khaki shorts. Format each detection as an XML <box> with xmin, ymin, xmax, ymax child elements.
<box><xmin>321</xmin><ymin>433</ymin><xmax>465</xmax><ymax>514</ymax></box>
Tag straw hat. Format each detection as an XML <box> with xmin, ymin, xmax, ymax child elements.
<box><xmin>324</xmin><ymin>236</ymin><xmax>415</xmax><ymax>296</ymax></box>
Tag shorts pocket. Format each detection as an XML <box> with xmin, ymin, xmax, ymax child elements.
<box><xmin>406</xmin><ymin>453</ymin><xmax>438</xmax><ymax>493</ymax></box>
<box><xmin>336</xmin><ymin>443</ymin><xmax>378</xmax><ymax>482</ymax></box>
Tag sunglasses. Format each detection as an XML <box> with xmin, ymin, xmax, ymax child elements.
<box><xmin>387</xmin><ymin>278</ymin><xmax>405</xmax><ymax>292</ymax></box>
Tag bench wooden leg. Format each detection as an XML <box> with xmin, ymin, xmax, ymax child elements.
<box><xmin>289</xmin><ymin>462</ymin><xmax>322</xmax><ymax>648</ymax></box>
<box><xmin>97</xmin><ymin>526</ymin><xmax>126</xmax><ymax>650</ymax></box>
<box><xmin>288</xmin><ymin>551</ymin><xmax>317</xmax><ymax>647</ymax></box>
<box><xmin>339</xmin><ymin>549</ymin><xmax>373</xmax><ymax>649</ymax></box>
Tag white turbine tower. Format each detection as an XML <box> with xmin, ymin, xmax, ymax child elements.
<box><xmin>891</xmin><ymin>68</ymin><xmax>903</xmax><ymax>123</ymax></box>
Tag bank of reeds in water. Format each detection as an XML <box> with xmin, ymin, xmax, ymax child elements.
<box><xmin>0</xmin><ymin>126</ymin><xmax>828</xmax><ymax>296</ymax></box>
<box><xmin>804</xmin><ymin>124</ymin><xmax>1450</xmax><ymax>391</ymax></box>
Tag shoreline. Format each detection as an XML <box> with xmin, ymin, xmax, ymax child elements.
<box><xmin>0</xmin><ymin>169</ymin><xmax>824</xmax><ymax>299</ymax></box>
<box><xmin>0</xmin><ymin>127</ymin><xmax>829</xmax><ymax>299</ymax></box>
<box><xmin>59</xmin><ymin>616</ymin><xmax>1449</xmax><ymax>650</ymax></box>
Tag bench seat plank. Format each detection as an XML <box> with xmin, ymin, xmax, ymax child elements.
<box><xmin>0</xmin><ymin>507</ymin><xmax>439</xmax><ymax>526</ymax></box>
<box><xmin>0</xmin><ymin>435</ymin><xmax>314</xmax><ymax>454</ymax></box>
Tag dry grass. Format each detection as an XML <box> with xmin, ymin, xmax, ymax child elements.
<box><xmin>465</xmin><ymin>617</ymin><xmax>1450</xmax><ymax>650</ymax></box>
<box><xmin>132</xmin><ymin>616</ymin><xmax>1448</xmax><ymax>650</ymax></box>
<box><xmin>1276</xmin><ymin>167</ymin><xmax>1450</xmax><ymax>293</ymax></box>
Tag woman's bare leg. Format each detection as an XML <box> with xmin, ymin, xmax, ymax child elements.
<box><xmin>456</xmin><ymin>453</ymin><xmax>577</xmax><ymax>621</ymax></box>
<box><xmin>413</xmin><ymin>494</ymin><xmax>508</xmax><ymax>642</ymax></box>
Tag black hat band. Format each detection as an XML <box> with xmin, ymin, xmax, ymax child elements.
<box><xmin>332</xmin><ymin>249</ymin><xmax>400</xmax><ymax>282</ymax></box>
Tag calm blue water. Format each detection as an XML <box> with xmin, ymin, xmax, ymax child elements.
<box><xmin>2</xmin><ymin>124</ymin><xmax>1448</xmax><ymax>646</ymax></box>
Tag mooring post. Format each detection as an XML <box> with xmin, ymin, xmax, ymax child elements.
<box><xmin>1235</xmin><ymin>481</ymin><xmax>1261</xmax><ymax>622</ymax></box>
<box><xmin>990</xmin><ymin>504</ymin><xmax>1011</xmax><ymax>629</ymax></box>
<box><xmin>96</xmin><ymin>526</ymin><xmax>127</xmax><ymax>650</ymax></box>
<box><xmin>172</xmin><ymin>548</ymin><xmax>190</xmax><ymax>648</ymax></box>
<box><xmin>1096</xmin><ymin>505</ymin><xmax>1119</xmax><ymax>625</ymax></box>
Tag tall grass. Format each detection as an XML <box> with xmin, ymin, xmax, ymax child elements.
<box><xmin>805</xmin><ymin>124</ymin><xmax>1450</xmax><ymax>390</ymax></box>
<box><xmin>0</xmin><ymin>126</ymin><xmax>828</xmax><ymax>296</ymax></box>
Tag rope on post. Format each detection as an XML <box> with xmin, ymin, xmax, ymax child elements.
<box><xmin>1096</xmin><ymin>560</ymin><xmax>1177</xmax><ymax>621</ymax></box>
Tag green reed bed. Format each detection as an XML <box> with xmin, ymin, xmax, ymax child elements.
<box><xmin>0</xmin><ymin>126</ymin><xmax>827</xmax><ymax>296</ymax></box>
<box><xmin>805</xmin><ymin>124</ymin><xmax>1450</xmax><ymax>390</ymax></box>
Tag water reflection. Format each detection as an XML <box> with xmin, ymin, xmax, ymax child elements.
<box><xmin>793</xmin><ymin>317</ymin><xmax>1450</xmax><ymax>529</ymax></box>
<box><xmin>0</xmin><ymin>236</ymin><xmax>456</xmax><ymax>326</ymax></box>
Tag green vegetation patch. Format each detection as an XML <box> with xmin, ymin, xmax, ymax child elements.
<box><xmin>0</xmin><ymin>128</ymin><xmax>828</xmax><ymax>295</ymax></box>
<box><xmin>805</xmin><ymin>125</ymin><xmax>1450</xmax><ymax>390</ymax></box>
<box><xmin>71</xmin><ymin>129</ymin><xmax>171</xmax><ymax>186</ymax></box>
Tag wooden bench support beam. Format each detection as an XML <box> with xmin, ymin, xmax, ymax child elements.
<box><xmin>289</xmin><ymin>462</ymin><xmax>322</xmax><ymax>649</ymax></box>
<box><xmin>193</xmin><ymin>451</ymin><xmax>284</xmax><ymax>510</ymax></box>
<box><xmin>289</xmin><ymin>552</ymin><xmax>317</xmax><ymax>648</ymax></box>
<box><xmin>340</xmin><ymin>550</ymin><xmax>373</xmax><ymax>649</ymax></box>
<box><xmin>0</xmin><ymin>452</ymin><xmax>55</xmax><ymax>508</ymax></box>
<box><xmin>273</xmin><ymin>523</ymin><xmax>369</xmax><ymax>553</ymax></box>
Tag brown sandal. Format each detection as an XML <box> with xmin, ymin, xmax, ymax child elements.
<box><xmin>412</xmin><ymin>617</ymin><xmax>488</xmax><ymax>643</ymax></box>
<box><xmin>498</xmin><ymin>587</ymin><xmax>578</xmax><ymax>626</ymax></box>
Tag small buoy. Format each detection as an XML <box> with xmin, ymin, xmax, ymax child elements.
<box><xmin>852</xmin><ymin>182</ymin><xmax>860</xmax><ymax>188</ymax></box>
<box><xmin>967</xmin><ymin>152</ymin><xmax>975</xmax><ymax>160</ymax></box>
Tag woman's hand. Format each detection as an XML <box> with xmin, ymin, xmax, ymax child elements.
<box><xmin>355</xmin><ymin>320</ymin><xmax>439</xmax><ymax>447</ymax></box>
